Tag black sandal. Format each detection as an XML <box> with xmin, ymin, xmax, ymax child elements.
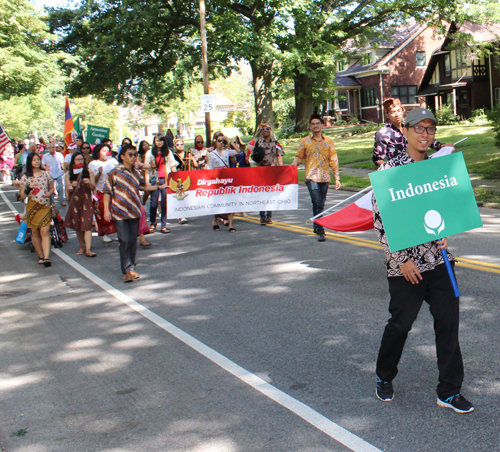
<box><xmin>38</xmin><ymin>257</ymin><xmax>45</xmax><ymax>265</ymax></box>
<box><xmin>229</xmin><ymin>227</ymin><xmax>236</xmax><ymax>233</ymax></box>
<box><xmin>213</xmin><ymin>225</ymin><xmax>220</xmax><ymax>231</ymax></box>
<box><xmin>43</xmin><ymin>259</ymin><xmax>52</xmax><ymax>267</ymax></box>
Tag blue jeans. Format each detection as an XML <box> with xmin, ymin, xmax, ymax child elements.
<box><xmin>306</xmin><ymin>180</ymin><xmax>329</xmax><ymax>234</ymax></box>
<box><xmin>52</xmin><ymin>175</ymin><xmax>66</xmax><ymax>203</ymax></box>
<box><xmin>149</xmin><ymin>178</ymin><xmax>167</xmax><ymax>228</ymax></box>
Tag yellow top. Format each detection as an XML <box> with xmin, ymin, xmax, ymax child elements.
<box><xmin>293</xmin><ymin>134</ymin><xmax>339</xmax><ymax>183</ymax></box>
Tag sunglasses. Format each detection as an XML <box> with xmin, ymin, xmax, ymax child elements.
<box><xmin>217</xmin><ymin>139</ymin><xmax>228</xmax><ymax>144</ymax></box>
<box><xmin>196</xmin><ymin>141</ymin><xmax>203</xmax><ymax>144</ymax></box>
<box><xmin>261</xmin><ymin>127</ymin><xmax>271</xmax><ymax>131</ymax></box>
<box><xmin>82</xmin><ymin>146</ymin><xmax>90</xmax><ymax>149</ymax></box>
<box><xmin>176</xmin><ymin>143</ymin><xmax>184</xmax><ymax>146</ymax></box>
<box><xmin>126</xmin><ymin>152</ymin><xmax>138</xmax><ymax>157</ymax></box>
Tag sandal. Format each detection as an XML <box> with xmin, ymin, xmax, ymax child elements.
<box><xmin>229</xmin><ymin>227</ymin><xmax>236</xmax><ymax>233</ymax></box>
<box><xmin>149</xmin><ymin>223</ymin><xmax>157</xmax><ymax>233</ymax></box>
<box><xmin>213</xmin><ymin>225</ymin><xmax>220</xmax><ymax>231</ymax></box>
<box><xmin>77</xmin><ymin>248</ymin><xmax>84</xmax><ymax>255</ymax></box>
<box><xmin>43</xmin><ymin>259</ymin><xmax>51</xmax><ymax>267</ymax></box>
<box><xmin>85</xmin><ymin>249</ymin><xmax>97</xmax><ymax>257</ymax></box>
<box><xmin>38</xmin><ymin>257</ymin><xmax>45</xmax><ymax>265</ymax></box>
<box><xmin>140</xmin><ymin>241</ymin><xmax>152</xmax><ymax>247</ymax></box>
<box><xmin>160</xmin><ymin>227</ymin><xmax>170</xmax><ymax>234</ymax></box>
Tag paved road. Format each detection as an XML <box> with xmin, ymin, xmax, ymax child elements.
<box><xmin>1</xmin><ymin>184</ymin><xmax>499</xmax><ymax>452</ymax></box>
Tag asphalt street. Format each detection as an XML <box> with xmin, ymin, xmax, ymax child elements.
<box><xmin>1</xmin><ymin>183</ymin><xmax>500</xmax><ymax>452</ymax></box>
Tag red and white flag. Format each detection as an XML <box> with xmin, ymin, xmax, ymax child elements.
<box><xmin>0</xmin><ymin>124</ymin><xmax>11</xmax><ymax>154</ymax></box>
<box><xmin>167</xmin><ymin>166</ymin><xmax>298</xmax><ymax>218</ymax></box>
<box><xmin>314</xmin><ymin>146</ymin><xmax>456</xmax><ymax>232</ymax></box>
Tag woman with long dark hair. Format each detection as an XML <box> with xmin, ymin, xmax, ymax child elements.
<box><xmin>64</xmin><ymin>152</ymin><xmax>97</xmax><ymax>257</ymax></box>
<box><xmin>19</xmin><ymin>152</ymin><xmax>54</xmax><ymax>266</ymax></box>
<box><xmin>81</xmin><ymin>141</ymin><xmax>93</xmax><ymax>164</ymax></box>
<box><xmin>144</xmin><ymin>135</ymin><xmax>176</xmax><ymax>233</ymax></box>
<box><xmin>165</xmin><ymin>130</ymin><xmax>174</xmax><ymax>148</ymax></box>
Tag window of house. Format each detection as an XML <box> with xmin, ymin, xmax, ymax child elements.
<box><xmin>361</xmin><ymin>88</ymin><xmax>377</xmax><ymax>107</ymax></box>
<box><xmin>337</xmin><ymin>60</ymin><xmax>345</xmax><ymax>72</ymax></box>
<box><xmin>456</xmin><ymin>48</ymin><xmax>468</xmax><ymax>68</ymax></box>
<box><xmin>416</xmin><ymin>51</ymin><xmax>426</xmax><ymax>66</ymax></box>
<box><xmin>362</xmin><ymin>52</ymin><xmax>373</xmax><ymax>65</ymax></box>
<box><xmin>338</xmin><ymin>92</ymin><xmax>347</xmax><ymax>110</ymax></box>
<box><xmin>495</xmin><ymin>88</ymin><xmax>500</xmax><ymax>105</ymax></box>
<box><xmin>391</xmin><ymin>85</ymin><xmax>418</xmax><ymax>104</ymax></box>
<box><xmin>444</xmin><ymin>54</ymin><xmax>451</xmax><ymax>76</ymax></box>
<box><xmin>492</xmin><ymin>53</ymin><xmax>500</xmax><ymax>69</ymax></box>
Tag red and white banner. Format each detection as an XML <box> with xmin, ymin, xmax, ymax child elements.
<box><xmin>167</xmin><ymin>166</ymin><xmax>298</xmax><ymax>218</ymax></box>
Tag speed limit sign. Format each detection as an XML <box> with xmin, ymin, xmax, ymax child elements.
<box><xmin>200</xmin><ymin>94</ymin><xmax>215</xmax><ymax>113</ymax></box>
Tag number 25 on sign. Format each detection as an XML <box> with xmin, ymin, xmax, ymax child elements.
<box><xmin>200</xmin><ymin>95</ymin><xmax>214</xmax><ymax>113</ymax></box>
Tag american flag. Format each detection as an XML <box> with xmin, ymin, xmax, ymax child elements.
<box><xmin>0</xmin><ymin>124</ymin><xmax>11</xmax><ymax>154</ymax></box>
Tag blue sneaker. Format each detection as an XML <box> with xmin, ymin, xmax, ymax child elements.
<box><xmin>437</xmin><ymin>394</ymin><xmax>474</xmax><ymax>413</ymax></box>
<box><xmin>376</xmin><ymin>377</ymin><xmax>394</xmax><ymax>402</ymax></box>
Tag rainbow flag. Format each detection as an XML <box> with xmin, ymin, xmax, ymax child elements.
<box><xmin>64</xmin><ymin>97</ymin><xmax>75</xmax><ymax>155</ymax></box>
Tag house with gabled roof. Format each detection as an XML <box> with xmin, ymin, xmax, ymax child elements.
<box><xmin>330</xmin><ymin>21</ymin><xmax>446</xmax><ymax>123</ymax></box>
<box><xmin>418</xmin><ymin>22</ymin><xmax>500</xmax><ymax>119</ymax></box>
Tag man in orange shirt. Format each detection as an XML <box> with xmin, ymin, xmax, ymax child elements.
<box><xmin>292</xmin><ymin>114</ymin><xmax>340</xmax><ymax>242</ymax></box>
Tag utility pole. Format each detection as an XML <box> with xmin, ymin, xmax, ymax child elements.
<box><xmin>199</xmin><ymin>0</ymin><xmax>211</xmax><ymax>146</ymax></box>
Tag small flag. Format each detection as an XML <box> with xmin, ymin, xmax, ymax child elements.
<box><xmin>64</xmin><ymin>97</ymin><xmax>75</xmax><ymax>155</ymax></box>
<box><xmin>314</xmin><ymin>146</ymin><xmax>456</xmax><ymax>233</ymax></box>
<box><xmin>0</xmin><ymin>123</ymin><xmax>11</xmax><ymax>154</ymax></box>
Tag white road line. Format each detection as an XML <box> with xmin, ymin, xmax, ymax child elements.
<box><xmin>1</xmin><ymin>186</ymin><xmax>383</xmax><ymax>452</ymax></box>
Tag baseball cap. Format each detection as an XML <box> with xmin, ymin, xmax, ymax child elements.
<box><xmin>76</xmin><ymin>135</ymin><xmax>83</xmax><ymax>141</ymax></box>
<box><xmin>404</xmin><ymin>108</ymin><xmax>437</xmax><ymax>125</ymax></box>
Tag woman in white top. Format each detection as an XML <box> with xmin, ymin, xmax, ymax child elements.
<box><xmin>144</xmin><ymin>134</ymin><xmax>176</xmax><ymax>233</ymax></box>
<box><xmin>208</xmin><ymin>136</ymin><xmax>237</xmax><ymax>232</ymax></box>
<box><xmin>88</xmin><ymin>144</ymin><xmax>119</xmax><ymax>239</ymax></box>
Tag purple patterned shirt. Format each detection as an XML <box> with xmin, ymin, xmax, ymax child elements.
<box><xmin>372</xmin><ymin>122</ymin><xmax>441</xmax><ymax>165</ymax></box>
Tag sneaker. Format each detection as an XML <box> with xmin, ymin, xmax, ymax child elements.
<box><xmin>376</xmin><ymin>377</ymin><xmax>394</xmax><ymax>402</ymax></box>
<box><xmin>179</xmin><ymin>218</ymin><xmax>187</xmax><ymax>224</ymax></box>
<box><xmin>103</xmin><ymin>235</ymin><xmax>113</xmax><ymax>243</ymax></box>
<box><xmin>318</xmin><ymin>233</ymin><xmax>326</xmax><ymax>242</ymax></box>
<box><xmin>260</xmin><ymin>217</ymin><xmax>267</xmax><ymax>225</ymax></box>
<box><xmin>437</xmin><ymin>394</ymin><xmax>474</xmax><ymax>413</ymax></box>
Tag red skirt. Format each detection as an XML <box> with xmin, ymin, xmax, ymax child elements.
<box><xmin>95</xmin><ymin>191</ymin><xmax>117</xmax><ymax>236</ymax></box>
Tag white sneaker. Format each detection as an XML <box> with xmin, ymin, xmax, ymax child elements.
<box><xmin>103</xmin><ymin>235</ymin><xmax>113</xmax><ymax>243</ymax></box>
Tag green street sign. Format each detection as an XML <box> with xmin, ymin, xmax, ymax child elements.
<box><xmin>369</xmin><ymin>152</ymin><xmax>482</xmax><ymax>252</ymax></box>
<box><xmin>87</xmin><ymin>125</ymin><xmax>110</xmax><ymax>145</ymax></box>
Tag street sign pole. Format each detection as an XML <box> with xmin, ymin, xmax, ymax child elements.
<box><xmin>199</xmin><ymin>0</ymin><xmax>211</xmax><ymax>147</ymax></box>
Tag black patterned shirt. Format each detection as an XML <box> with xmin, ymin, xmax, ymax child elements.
<box><xmin>372</xmin><ymin>151</ymin><xmax>454</xmax><ymax>277</ymax></box>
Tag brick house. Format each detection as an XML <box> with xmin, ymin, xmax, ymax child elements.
<box><xmin>330</xmin><ymin>21</ymin><xmax>445</xmax><ymax>124</ymax></box>
<box><xmin>418</xmin><ymin>22</ymin><xmax>500</xmax><ymax>119</ymax></box>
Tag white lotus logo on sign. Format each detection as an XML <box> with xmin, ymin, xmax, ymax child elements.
<box><xmin>424</xmin><ymin>210</ymin><xmax>445</xmax><ymax>236</ymax></box>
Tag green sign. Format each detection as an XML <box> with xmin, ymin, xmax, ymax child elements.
<box><xmin>87</xmin><ymin>124</ymin><xmax>109</xmax><ymax>145</ymax></box>
<box><xmin>369</xmin><ymin>152</ymin><xmax>482</xmax><ymax>252</ymax></box>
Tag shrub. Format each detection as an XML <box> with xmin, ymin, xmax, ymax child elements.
<box><xmin>434</xmin><ymin>105</ymin><xmax>458</xmax><ymax>125</ymax></box>
<box><xmin>486</xmin><ymin>104</ymin><xmax>500</xmax><ymax>148</ymax></box>
<box><xmin>469</xmin><ymin>108</ymin><xmax>488</xmax><ymax>125</ymax></box>
<box><xmin>347</xmin><ymin>115</ymin><xmax>359</xmax><ymax>125</ymax></box>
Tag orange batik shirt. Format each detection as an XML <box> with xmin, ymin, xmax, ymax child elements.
<box><xmin>293</xmin><ymin>134</ymin><xmax>339</xmax><ymax>183</ymax></box>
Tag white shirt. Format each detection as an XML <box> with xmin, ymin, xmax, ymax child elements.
<box><xmin>144</xmin><ymin>150</ymin><xmax>176</xmax><ymax>177</ymax></box>
<box><xmin>88</xmin><ymin>158</ymin><xmax>118</xmax><ymax>192</ymax></box>
<box><xmin>42</xmin><ymin>152</ymin><xmax>65</xmax><ymax>179</ymax></box>
<box><xmin>208</xmin><ymin>149</ymin><xmax>236</xmax><ymax>169</ymax></box>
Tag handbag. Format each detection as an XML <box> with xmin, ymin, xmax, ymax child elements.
<box><xmin>51</xmin><ymin>204</ymin><xmax>60</xmax><ymax>219</ymax></box>
<box><xmin>138</xmin><ymin>206</ymin><xmax>150</xmax><ymax>236</ymax></box>
<box><xmin>15</xmin><ymin>222</ymin><xmax>28</xmax><ymax>244</ymax></box>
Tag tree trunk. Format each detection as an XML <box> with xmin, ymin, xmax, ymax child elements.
<box><xmin>250</xmin><ymin>59</ymin><xmax>274</xmax><ymax>132</ymax></box>
<box><xmin>294</xmin><ymin>72</ymin><xmax>314</xmax><ymax>132</ymax></box>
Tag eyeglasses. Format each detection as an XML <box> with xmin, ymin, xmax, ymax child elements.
<box><xmin>196</xmin><ymin>141</ymin><xmax>203</xmax><ymax>144</ymax></box>
<box><xmin>74</xmin><ymin>158</ymin><xmax>84</xmax><ymax>162</ymax></box>
<box><xmin>126</xmin><ymin>152</ymin><xmax>138</xmax><ymax>157</ymax></box>
<box><xmin>217</xmin><ymin>139</ymin><xmax>228</xmax><ymax>144</ymax></box>
<box><xmin>407</xmin><ymin>125</ymin><xmax>437</xmax><ymax>135</ymax></box>
<box><xmin>176</xmin><ymin>143</ymin><xmax>184</xmax><ymax>146</ymax></box>
<box><xmin>261</xmin><ymin>127</ymin><xmax>271</xmax><ymax>131</ymax></box>
<box><xmin>310</xmin><ymin>122</ymin><xmax>322</xmax><ymax>126</ymax></box>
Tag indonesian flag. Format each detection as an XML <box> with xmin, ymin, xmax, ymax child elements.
<box><xmin>314</xmin><ymin>146</ymin><xmax>455</xmax><ymax>232</ymax></box>
<box><xmin>64</xmin><ymin>97</ymin><xmax>75</xmax><ymax>155</ymax></box>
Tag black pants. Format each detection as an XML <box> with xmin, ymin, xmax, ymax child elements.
<box><xmin>114</xmin><ymin>218</ymin><xmax>140</xmax><ymax>275</ymax></box>
<box><xmin>306</xmin><ymin>180</ymin><xmax>329</xmax><ymax>234</ymax></box>
<box><xmin>260</xmin><ymin>211</ymin><xmax>272</xmax><ymax>219</ymax></box>
<box><xmin>376</xmin><ymin>263</ymin><xmax>464</xmax><ymax>399</ymax></box>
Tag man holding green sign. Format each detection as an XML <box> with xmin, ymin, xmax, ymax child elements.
<box><xmin>371</xmin><ymin>108</ymin><xmax>479</xmax><ymax>414</ymax></box>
